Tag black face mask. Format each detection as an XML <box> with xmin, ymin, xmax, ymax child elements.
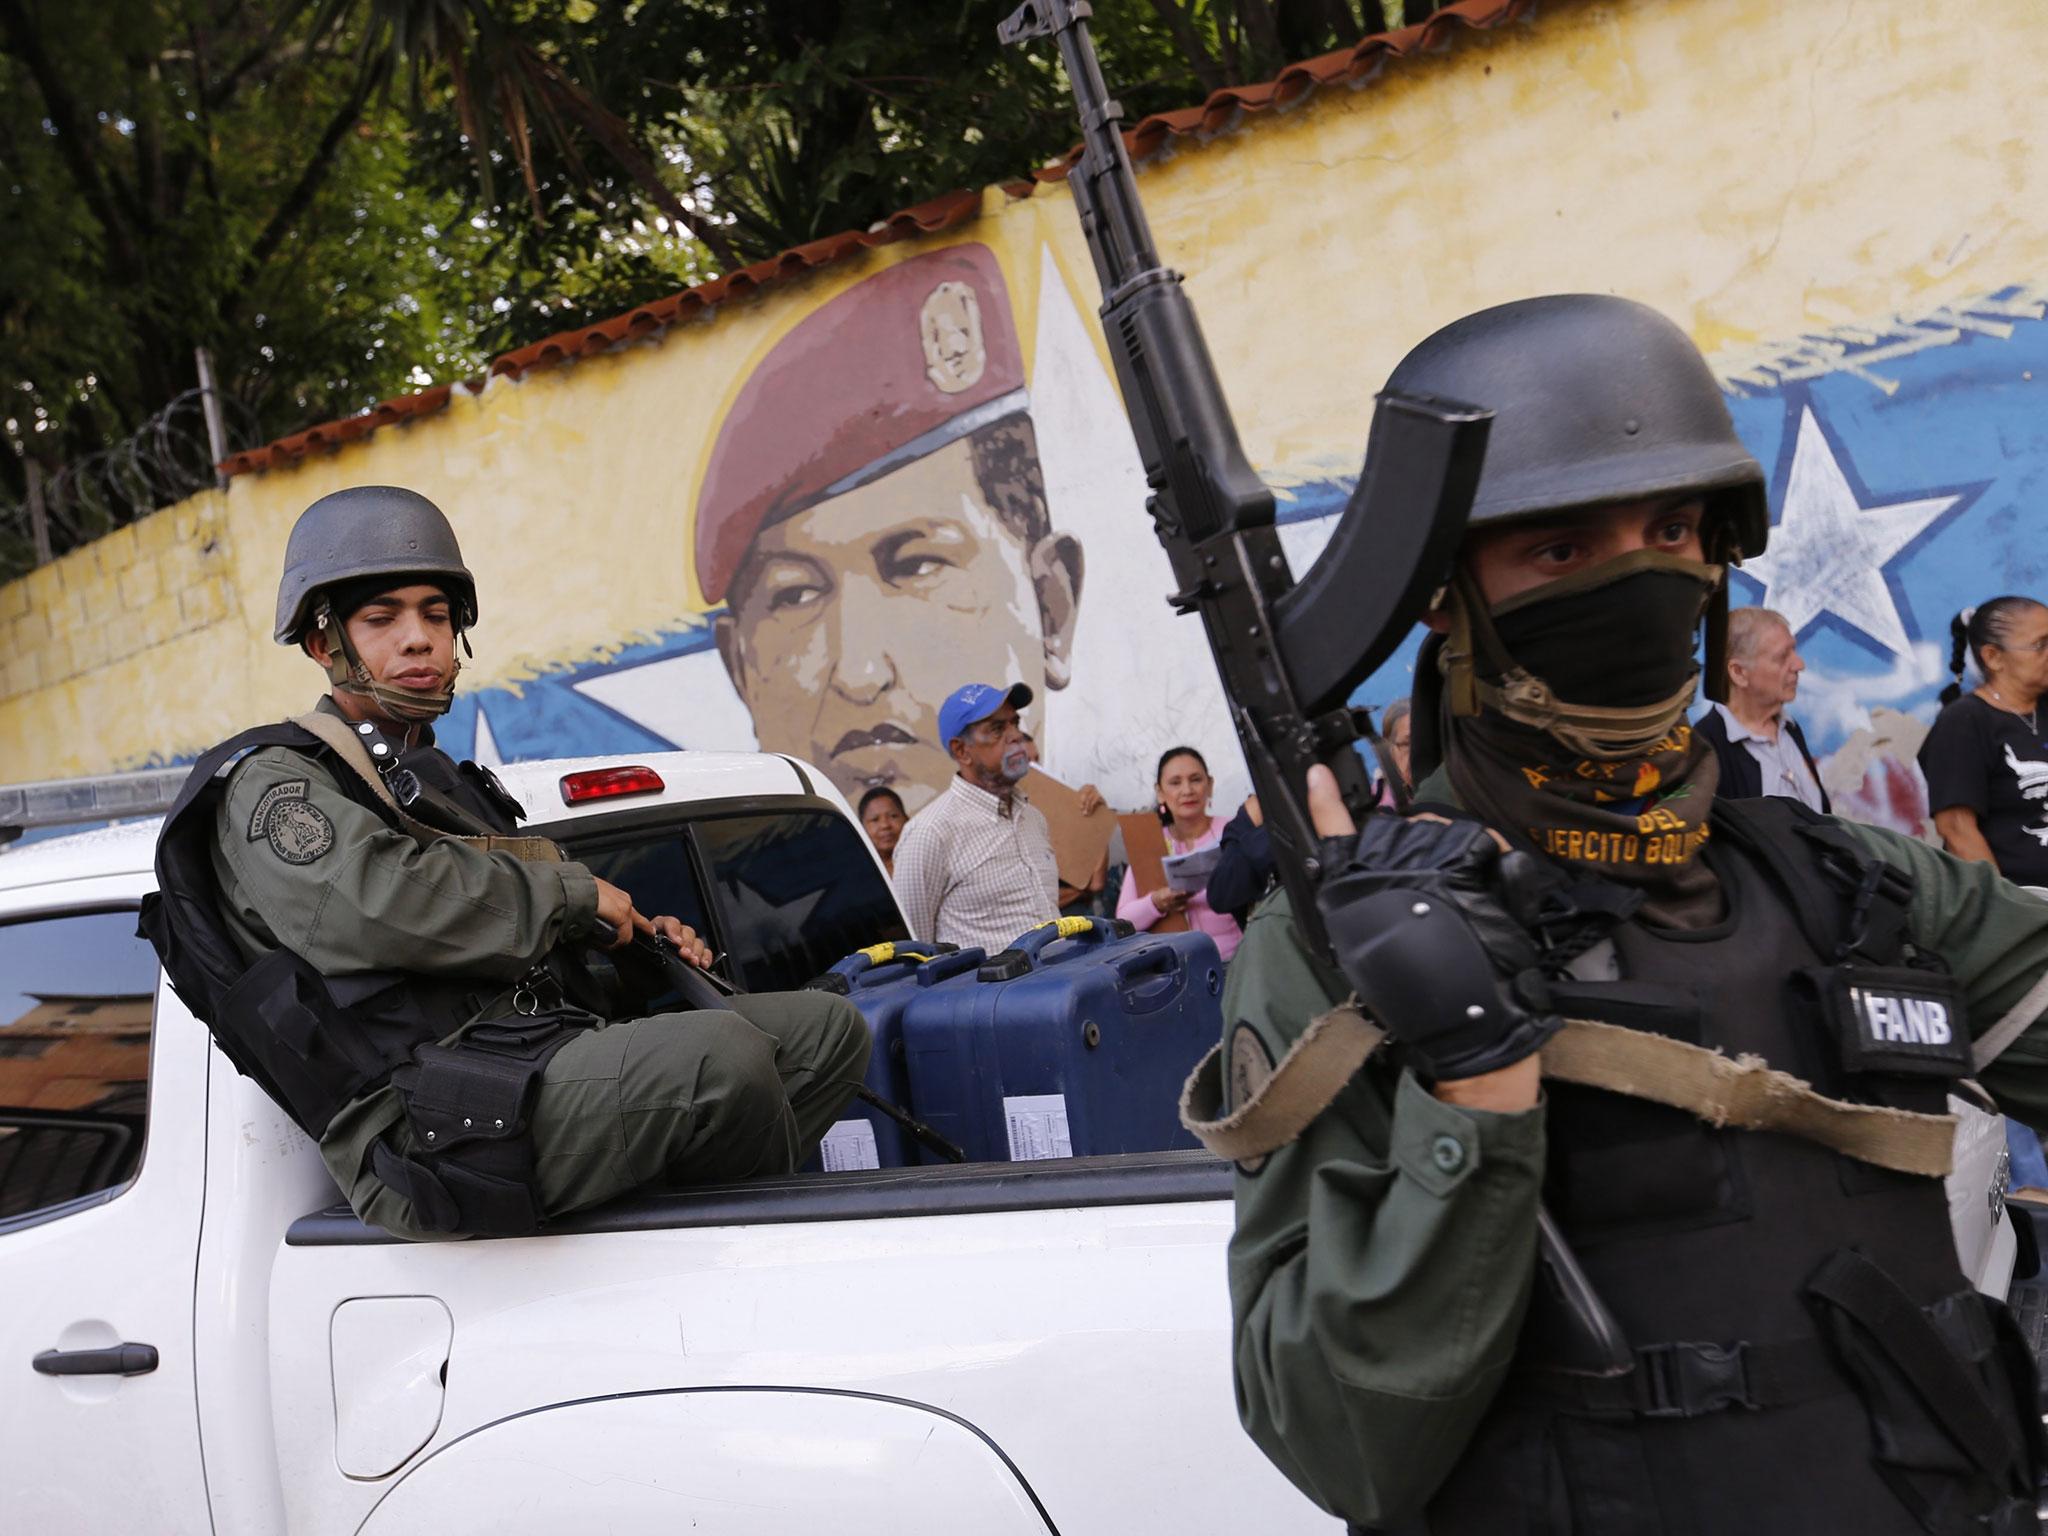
<box><xmin>1444</xmin><ymin>549</ymin><xmax>1725</xmax><ymax>761</ymax></box>
<box><xmin>1488</xmin><ymin>552</ymin><xmax>1720</xmax><ymax>710</ymax></box>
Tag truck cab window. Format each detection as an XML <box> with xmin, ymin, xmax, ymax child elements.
<box><xmin>566</xmin><ymin>804</ymin><xmax>907</xmax><ymax>996</ymax></box>
<box><xmin>0</xmin><ymin>910</ymin><xmax>157</xmax><ymax>1220</ymax></box>
<box><xmin>575</xmin><ymin>836</ymin><xmax>715</xmax><ymax>943</ymax></box>
<box><xmin>693</xmin><ymin>811</ymin><xmax>908</xmax><ymax>993</ymax></box>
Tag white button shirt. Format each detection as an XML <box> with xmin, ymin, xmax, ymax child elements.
<box><xmin>891</xmin><ymin>775</ymin><xmax>1061</xmax><ymax>955</ymax></box>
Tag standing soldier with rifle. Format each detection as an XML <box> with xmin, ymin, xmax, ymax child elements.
<box><xmin>1002</xmin><ymin>4</ymin><xmax>2048</xmax><ymax>1531</ymax></box>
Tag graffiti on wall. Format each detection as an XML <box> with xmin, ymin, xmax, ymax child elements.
<box><xmin>436</xmin><ymin>241</ymin><xmax>1306</xmax><ymax>816</ymax></box>
<box><xmin>425</xmin><ymin>267</ymin><xmax>2046</xmax><ymax>838</ymax></box>
<box><xmin>1711</xmin><ymin>284</ymin><xmax>2048</xmax><ymax>837</ymax></box>
<box><xmin>1200</xmin><ymin>283</ymin><xmax>2048</xmax><ymax>838</ymax></box>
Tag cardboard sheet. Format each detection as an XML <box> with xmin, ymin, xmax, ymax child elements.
<box><xmin>1118</xmin><ymin>810</ymin><xmax>1189</xmax><ymax>933</ymax></box>
<box><xmin>1027</xmin><ymin>770</ymin><xmax>1116</xmax><ymax>890</ymax></box>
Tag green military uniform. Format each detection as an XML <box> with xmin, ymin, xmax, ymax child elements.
<box><xmin>212</xmin><ymin>706</ymin><xmax>869</xmax><ymax>1241</ymax></box>
<box><xmin>1223</xmin><ymin>773</ymin><xmax>2048</xmax><ymax>1526</ymax></box>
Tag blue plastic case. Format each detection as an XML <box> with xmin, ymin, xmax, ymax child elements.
<box><xmin>802</xmin><ymin>941</ymin><xmax>981</xmax><ymax>1170</ymax></box>
<box><xmin>900</xmin><ymin>917</ymin><xmax>1225</xmax><ymax>1164</ymax></box>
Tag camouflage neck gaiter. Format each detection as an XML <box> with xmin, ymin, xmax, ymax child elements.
<box><xmin>1446</xmin><ymin>706</ymin><xmax>1724</xmax><ymax>930</ymax></box>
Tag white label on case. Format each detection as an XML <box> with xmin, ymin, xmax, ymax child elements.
<box><xmin>1003</xmin><ymin>1093</ymin><xmax>1074</xmax><ymax>1161</ymax></box>
<box><xmin>819</xmin><ymin>1119</ymin><xmax>880</xmax><ymax>1171</ymax></box>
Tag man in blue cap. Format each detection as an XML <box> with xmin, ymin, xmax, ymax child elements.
<box><xmin>891</xmin><ymin>681</ymin><xmax>1061</xmax><ymax>953</ymax></box>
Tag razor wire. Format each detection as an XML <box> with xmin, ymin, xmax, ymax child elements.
<box><xmin>1</xmin><ymin>386</ymin><xmax>262</xmax><ymax>563</ymax></box>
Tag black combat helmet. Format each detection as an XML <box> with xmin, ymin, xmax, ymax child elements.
<box><xmin>1396</xmin><ymin>296</ymin><xmax>1768</xmax><ymax>777</ymax></box>
<box><xmin>273</xmin><ymin>485</ymin><xmax>478</xmax><ymax>644</ymax></box>
<box><xmin>1387</xmin><ymin>294</ymin><xmax>1768</xmax><ymax>559</ymax></box>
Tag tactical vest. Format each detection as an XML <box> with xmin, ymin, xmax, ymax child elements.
<box><xmin>141</xmin><ymin>719</ymin><xmax>589</xmax><ymax>1236</ymax></box>
<box><xmin>1421</xmin><ymin>798</ymin><xmax>2043</xmax><ymax>1536</ymax></box>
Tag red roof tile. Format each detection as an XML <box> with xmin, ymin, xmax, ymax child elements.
<box><xmin>1034</xmin><ymin>0</ymin><xmax>1536</xmax><ymax>178</ymax></box>
<box><xmin>221</xmin><ymin>0</ymin><xmax>1536</xmax><ymax>479</ymax></box>
<box><xmin>219</xmin><ymin>384</ymin><xmax>453</xmax><ymax>477</ymax></box>
<box><xmin>486</xmin><ymin>188</ymin><xmax>987</xmax><ymax>384</ymax></box>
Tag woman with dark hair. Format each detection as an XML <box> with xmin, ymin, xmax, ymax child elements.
<box><xmin>1116</xmin><ymin>745</ymin><xmax>1240</xmax><ymax>961</ymax></box>
<box><xmin>1378</xmin><ymin>696</ymin><xmax>1414</xmax><ymax>800</ymax></box>
<box><xmin>858</xmin><ymin>785</ymin><xmax>908</xmax><ymax>877</ymax></box>
<box><xmin>1918</xmin><ymin>596</ymin><xmax>2048</xmax><ymax>887</ymax></box>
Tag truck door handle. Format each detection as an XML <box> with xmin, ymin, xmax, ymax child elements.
<box><xmin>33</xmin><ymin>1343</ymin><xmax>158</xmax><ymax>1377</ymax></box>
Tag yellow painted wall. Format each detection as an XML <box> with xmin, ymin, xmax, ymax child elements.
<box><xmin>3</xmin><ymin>0</ymin><xmax>2044</xmax><ymax>803</ymax></box>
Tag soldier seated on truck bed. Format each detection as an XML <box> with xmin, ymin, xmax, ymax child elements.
<box><xmin>143</xmin><ymin>486</ymin><xmax>869</xmax><ymax>1240</ymax></box>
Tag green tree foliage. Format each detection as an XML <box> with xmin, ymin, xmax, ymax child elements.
<box><xmin>0</xmin><ymin>0</ymin><xmax>538</xmax><ymax>566</ymax></box>
<box><xmin>1</xmin><ymin>0</ymin><xmax>1448</xmax><ymax>577</ymax></box>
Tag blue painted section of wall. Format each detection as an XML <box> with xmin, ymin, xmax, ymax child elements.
<box><xmin>1340</xmin><ymin>297</ymin><xmax>2048</xmax><ymax>758</ymax></box>
<box><xmin>439</xmin><ymin>626</ymin><xmax>712</xmax><ymax>763</ymax></box>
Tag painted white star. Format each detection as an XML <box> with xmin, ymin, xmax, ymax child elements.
<box><xmin>571</xmin><ymin>645</ymin><xmax>758</xmax><ymax>752</ymax></box>
<box><xmin>1741</xmin><ymin>406</ymin><xmax>1961</xmax><ymax>658</ymax></box>
<box><xmin>471</xmin><ymin>705</ymin><xmax>504</xmax><ymax>768</ymax></box>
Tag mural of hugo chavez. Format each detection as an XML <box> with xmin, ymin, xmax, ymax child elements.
<box><xmin>694</xmin><ymin>244</ymin><xmax>1085</xmax><ymax>816</ymax></box>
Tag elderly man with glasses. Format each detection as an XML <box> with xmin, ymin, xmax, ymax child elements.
<box><xmin>890</xmin><ymin>682</ymin><xmax>1062</xmax><ymax>954</ymax></box>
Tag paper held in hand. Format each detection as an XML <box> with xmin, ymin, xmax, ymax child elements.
<box><xmin>1025</xmin><ymin>769</ymin><xmax>1116</xmax><ymax>890</ymax></box>
<box><xmin>1161</xmin><ymin>842</ymin><xmax>1221</xmax><ymax>894</ymax></box>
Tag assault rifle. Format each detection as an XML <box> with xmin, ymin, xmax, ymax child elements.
<box><xmin>999</xmin><ymin>0</ymin><xmax>1632</xmax><ymax>1374</ymax></box>
<box><xmin>995</xmin><ymin>0</ymin><xmax>1484</xmax><ymax>958</ymax></box>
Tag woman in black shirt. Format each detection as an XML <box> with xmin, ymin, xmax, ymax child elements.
<box><xmin>1918</xmin><ymin>596</ymin><xmax>2048</xmax><ymax>886</ymax></box>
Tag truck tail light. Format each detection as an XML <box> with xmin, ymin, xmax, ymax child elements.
<box><xmin>559</xmin><ymin>766</ymin><xmax>665</xmax><ymax>805</ymax></box>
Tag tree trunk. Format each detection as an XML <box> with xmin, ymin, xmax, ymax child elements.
<box><xmin>226</xmin><ymin>59</ymin><xmax>384</xmax><ymax>310</ymax></box>
<box><xmin>1145</xmin><ymin>0</ymin><xmax>1228</xmax><ymax>95</ymax></box>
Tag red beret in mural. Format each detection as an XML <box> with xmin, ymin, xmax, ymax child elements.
<box><xmin>694</xmin><ymin>243</ymin><xmax>1027</xmax><ymax>604</ymax></box>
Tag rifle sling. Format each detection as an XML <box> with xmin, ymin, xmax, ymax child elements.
<box><xmin>292</xmin><ymin>711</ymin><xmax>562</xmax><ymax>864</ymax></box>
<box><xmin>1179</xmin><ymin>1007</ymin><xmax>1957</xmax><ymax>1178</ymax></box>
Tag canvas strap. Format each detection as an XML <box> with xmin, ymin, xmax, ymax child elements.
<box><xmin>291</xmin><ymin>711</ymin><xmax>563</xmax><ymax>864</ymax></box>
<box><xmin>1181</xmin><ymin>1005</ymin><xmax>1957</xmax><ymax>1177</ymax></box>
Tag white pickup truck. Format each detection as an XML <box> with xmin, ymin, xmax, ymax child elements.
<box><xmin>0</xmin><ymin>748</ymin><xmax>1338</xmax><ymax>1535</ymax></box>
<box><xmin>1</xmin><ymin>748</ymin><xmax>2028</xmax><ymax>1534</ymax></box>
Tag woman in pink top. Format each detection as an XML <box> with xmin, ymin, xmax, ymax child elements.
<box><xmin>1116</xmin><ymin>745</ymin><xmax>1241</xmax><ymax>963</ymax></box>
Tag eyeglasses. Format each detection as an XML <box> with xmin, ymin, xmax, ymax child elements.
<box><xmin>1994</xmin><ymin>638</ymin><xmax>2048</xmax><ymax>655</ymax></box>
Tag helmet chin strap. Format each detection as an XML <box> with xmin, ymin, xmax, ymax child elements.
<box><xmin>314</xmin><ymin>599</ymin><xmax>463</xmax><ymax>726</ymax></box>
<box><xmin>1474</xmin><ymin>660</ymin><xmax>1699</xmax><ymax>762</ymax></box>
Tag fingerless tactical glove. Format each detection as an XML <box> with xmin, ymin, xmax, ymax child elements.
<box><xmin>1314</xmin><ymin>814</ymin><xmax>1561</xmax><ymax>1081</ymax></box>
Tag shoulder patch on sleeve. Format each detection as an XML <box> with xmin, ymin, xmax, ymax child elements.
<box><xmin>246</xmin><ymin>778</ymin><xmax>334</xmax><ymax>865</ymax></box>
<box><xmin>246</xmin><ymin>778</ymin><xmax>312</xmax><ymax>842</ymax></box>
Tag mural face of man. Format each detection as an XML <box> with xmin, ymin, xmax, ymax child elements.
<box><xmin>714</xmin><ymin>425</ymin><xmax>1083</xmax><ymax>813</ymax></box>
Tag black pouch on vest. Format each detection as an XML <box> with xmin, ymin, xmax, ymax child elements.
<box><xmin>1540</xmin><ymin>981</ymin><xmax>1752</xmax><ymax>1242</ymax></box>
<box><xmin>1806</xmin><ymin>1248</ymin><xmax>2042</xmax><ymax>1535</ymax></box>
<box><xmin>402</xmin><ymin>1013</ymin><xmax>577</xmax><ymax>1150</ymax></box>
<box><xmin>217</xmin><ymin>948</ymin><xmax>384</xmax><ymax>1135</ymax></box>
<box><xmin>385</xmin><ymin>1013</ymin><xmax>581</xmax><ymax>1236</ymax></box>
<box><xmin>1804</xmin><ymin>965</ymin><xmax>1970</xmax><ymax>1080</ymax></box>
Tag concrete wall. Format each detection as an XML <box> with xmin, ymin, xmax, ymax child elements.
<box><xmin>4</xmin><ymin>0</ymin><xmax>2045</xmax><ymax>835</ymax></box>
